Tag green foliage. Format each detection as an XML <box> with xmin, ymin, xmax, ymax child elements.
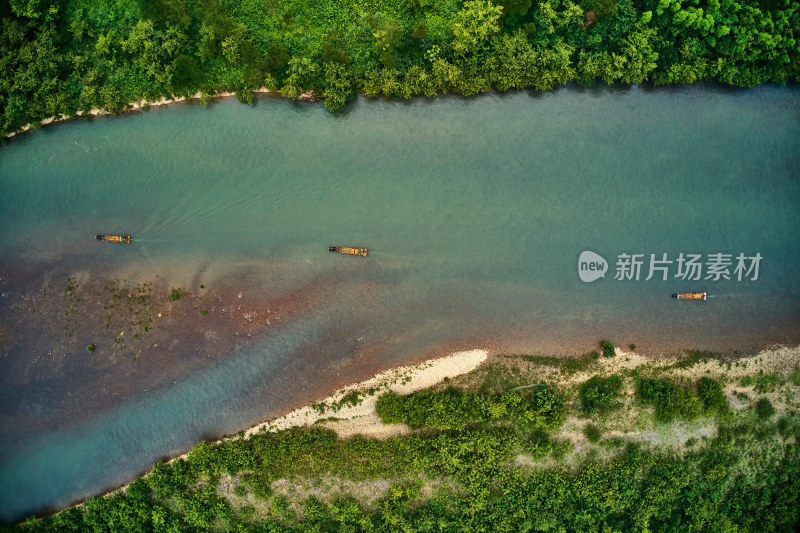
<box><xmin>579</xmin><ymin>374</ymin><xmax>623</xmax><ymax>415</ymax></box>
<box><xmin>16</xmin><ymin>390</ymin><xmax>800</xmax><ymax>532</ymax></box>
<box><xmin>590</xmin><ymin>0</ymin><xmax>619</xmax><ymax>18</ymax></box>
<box><xmin>601</xmin><ymin>340</ymin><xmax>616</xmax><ymax>358</ymax></box>
<box><xmin>697</xmin><ymin>377</ymin><xmax>729</xmax><ymax>417</ymax></box>
<box><xmin>525</xmin><ymin>428</ymin><xmax>573</xmax><ymax>458</ymax></box>
<box><xmin>584</xmin><ymin>423</ymin><xmax>602</xmax><ymax>443</ymax></box>
<box><xmin>452</xmin><ymin>0</ymin><xmax>503</xmax><ymax>55</ymax></box>
<box><xmin>86</xmin><ymin>344</ymin><xmax>95</xmax><ymax>352</ymax></box>
<box><xmin>669</xmin><ymin>350</ymin><xmax>723</xmax><ymax>370</ymax></box>
<box><xmin>755</xmin><ymin>398</ymin><xmax>775</xmax><ymax>420</ymax></box>
<box><xmin>1</xmin><ymin>0</ymin><xmax>797</xmax><ymax>133</ymax></box>
<box><xmin>376</xmin><ymin>386</ymin><xmax>566</xmax><ymax>430</ymax></box>
<box><xmin>519</xmin><ymin>352</ymin><xmax>598</xmax><ymax>373</ymax></box>
<box><xmin>375</xmin><ymin>391</ymin><xmax>405</xmax><ymax>424</ymax></box>
<box><xmin>740</xmin><ymin>373</ymin><xmax>783</xmax><ymax>393</ymax></box>
<box><xmin>637</xmin><ymin>379</ymin><xmax>701</xmax><ymax>422</ymax></box>
<box><xmin>169</xmin><ymin>288</ymin><xmax>180</xmax><ymax>301</ymax></box>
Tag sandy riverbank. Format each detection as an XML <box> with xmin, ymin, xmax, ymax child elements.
<box><xmin>4</xmin><ymin>88</ymin><xmax>317</xmax><ymax>139</ymax></box>
<box><xmin>159</xmin><ymin>349</ymin><xmax>489</xmax><ymax>466</ymax></box>
<box><xmin>248</xmin><ymin>348</ymin><xmax>489</xmax><ymax>440</ymax></box>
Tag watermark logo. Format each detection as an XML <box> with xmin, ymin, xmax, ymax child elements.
<box><xmin>578</xmin><ymin>251</ymin><xmax>762</xmax><ymax>282</ymax></box>
<box><xmin>578</xmin><ymin>251</ymin><xmax>608</xmax><ymax>283</ymax></box>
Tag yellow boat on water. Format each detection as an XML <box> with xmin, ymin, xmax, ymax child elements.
<box><xmin>329</xmin><ymin>246</ymin><xmax>367</xmax><ymax>257</ymax></box>
<box><xmin>96</xmin><ymin>234</ymin><xmax>131</xmax><ymax>244</ymax></box>
<box><xmin>673</xmin><ymin>292</ymin><xmax>707</xmax><ymax>300</ymax></box>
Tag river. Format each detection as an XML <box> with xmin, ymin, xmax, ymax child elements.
<box><xmin>0</xmin><ymin>85</ymin><xmax>798</xmax><ymax>520</ymax></box>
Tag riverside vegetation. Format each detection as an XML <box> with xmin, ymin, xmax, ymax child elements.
<box><xmin>1</xmin><ymin>0</ymin><xmax>798</xmax><ymax>134</ymax></box>
<box><xmin>8</xmin><ymin>345</ymin><xmax>800</xmax><ymax>531</ymax></box>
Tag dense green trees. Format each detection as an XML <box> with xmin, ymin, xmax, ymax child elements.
<box><xmin>2</xmin><ymin>0</ymin><xmax>798</xmax><ymax>135</ymax></box>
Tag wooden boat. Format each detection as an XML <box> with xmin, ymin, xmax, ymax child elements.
<box><xmin>96</xmin><ymin>234</ymin><xmax>131</xmax><ymax>244</ymax></box>
<box><xmin>329</xmin><ymin>246</ymin><xmax>367</xmax><ymax>257</ymax></box>
<box><xmin>673</xmin><ymin>292</ymin><xmax>707</xmax><ymax>300</ymax></box>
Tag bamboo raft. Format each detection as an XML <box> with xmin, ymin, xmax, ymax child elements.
<box><xmin>96</xmin><ymin>234</ymin><xmax>131</xmax><ymax>244</ymax></box>
<box><xmin>672</xmin><ymin>291</ymin><xmax>707</xmax><ymax>300</ymax></box>
<box><xmin>329</xmin><ymin>246</ymin><xmax>367</xmax><ymax>257</ymax></box>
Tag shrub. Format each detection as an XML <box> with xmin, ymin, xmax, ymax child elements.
<box><xmin>375</xmin><ymin>392</ymin><xmax>409</xmax><ymax>425</ymax></box>
<box><xmin>522</xmin><ymin>386</ymin><xmax>566</xmax><ymax>429</ymax></box>
<box><xmin>525</xmin><ymin>429</ymin><xmax>567</xmax><ymax>459</ymax></box>
<box><xmin>375</xmin><ymin>386</ymin><xmax>565</xmax><ymax>430</ymax></box>
<box><xmin>86</xmin><ymin>344</ymin><xmax>96</xmax><ymax>352</ymax></box>
<box><xmin>169</xmin><ymin>288</ymin><xmax>181</xmax><ymax>301</ymax></box>
<box><xmin>637</xmin><ymin>379</ymin><xmax>700</xmax><ymax>423</ymax></box>
<box><xmin>601</xmin><ymin>437</ymin><xmax>625</xmax><ymax>449</ymax></box>
<box><xmin>697</xmin><ymin>378</ymin><xmax>729</xmax><ymax>416</ymax></box>
<box><xmin>584</xmin><ymin>424</ymin><xmax>602</xmax><ymax>443</ymax></box>
<box><xmin>755</xmin><ymin>398</ymin><xmax>775</xmax><ymax>420</ymax></box>
<box><xmin>579</xmin><ymin>375</ymin><xmax>623</xmax><ymax>416</ymax></box>
<box><xmin>600</xmin><ymin>341</ymin><xmax>615</xmax><ymax>358</ymax></box>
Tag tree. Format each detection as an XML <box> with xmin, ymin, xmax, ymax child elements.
<box><xmin>322</xmin><ymin>61</ymin><xmax>353</xmax><ymax>110</ymax></box>
<box><xmin>452</xmin><ymin>0</ymin><xmax>503</xmax><ymax>55</ymax></box>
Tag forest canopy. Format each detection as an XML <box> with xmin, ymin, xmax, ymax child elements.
<box><xmin>1</xmin><ymin>0</ymin><xmax>798</xmax><ymax>133</ymax></box>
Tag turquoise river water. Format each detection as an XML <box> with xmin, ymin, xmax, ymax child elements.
<box><xmin>0</xmin><ymin>85</ymin><xmax>799</xmax><ymax>520</ymax></box>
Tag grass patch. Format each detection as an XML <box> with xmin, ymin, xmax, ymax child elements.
<box><xmin>740</xmin><ymin>373</ymin><xmax>783</xmax><ymax>393</ymax></box>
<box><xmin>668</xmin><ymin>350</ymin><xmax>723</xmax><ymax>370</ymax></box>
<box><xmin>518</xmin><ymin>353</ymin><xmax>598</xmax><ymax>374</ymax></box>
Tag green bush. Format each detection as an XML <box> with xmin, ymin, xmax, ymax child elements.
<box><xmin>169</xmin><ymin>288</ymin><xmax>181</xmax><ymax>302</ymax></box>
<box><xmin>579</xmin><ymin>375</ymin><xmax>623</xmax><ymax>416</ymax></box>
<box><xmin>375</xmin><ymin>386</ymin><xmax>565</xmax><ymax>430</ymax></box>
<box><xmin>375</xmin><ymin>392</ymin><xmax>406</xmax><ymax>425</ymax></box>
<box><xmin>600</xmin><ymin>341</ymin><xmax>615</xmax><ymax>358</ymax></box>
<box><xmin>583</xmin><ymin>424</ymin><xmax>602</xmax><ymax>443</ymax></box>
<box><xmin>697</xmin><ymin>378</ymin><xmax>729</xmax><ymax>416</ymax></box>
<box><xmin>525</xmin><ymin>429</ymin><xmax>573</xmax><ymax>459</ymax></box>
<box><xmin>601</xmin><ymin>437</ymin><xmax>625</xmax><ymax>449</ymax></box>
<box><xmin>637</xmin><ymin>379</ymin><xmax>701</xmax><ymax>423</ymax></box>
<box><xmin>756</xmin><ymin>398</ymin><xmax>775</xmax><ymax>420</ymax></box>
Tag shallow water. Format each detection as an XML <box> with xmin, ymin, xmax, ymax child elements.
<box><xmin>1</xmin><ymin>85</ymin><xmax>799</xmax><ymax>520</ymax></box>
